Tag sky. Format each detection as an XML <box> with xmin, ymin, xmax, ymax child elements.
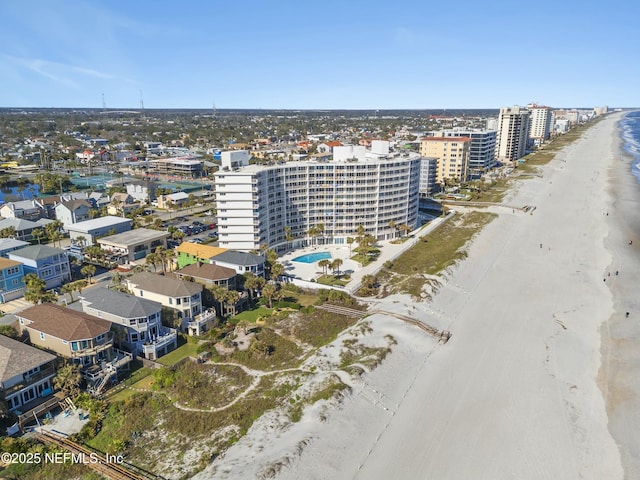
<box><xmin>1</xmin><ymin>0</ymin><xmax>639</xmax><ymax>110</ymax></box>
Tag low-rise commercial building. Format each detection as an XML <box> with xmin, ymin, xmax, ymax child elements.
<box><xmin>97</xmin><ymin>228</ymin><xmax>169</xmax><ymax>263</ymax></box>
<box><xmin>66</xmin><ymin>216</ymin><xmax>132</xmax><ymax>246</ymax></box>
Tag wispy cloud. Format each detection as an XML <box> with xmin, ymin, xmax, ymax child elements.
<box><xmin>1</xmin><ymin>53</ymin><xmax>136</xmax><ymax>87</ymax></box>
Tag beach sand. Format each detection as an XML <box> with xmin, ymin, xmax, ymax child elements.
<box><xmin>202</xmin><ymin>114</ymin><xmax>628</xmax><ymax>479</ymax></box>
<box><xmin>600</xmin><ymin>114</ymin><xmax>640</xmax><ymax>479</ymax></box>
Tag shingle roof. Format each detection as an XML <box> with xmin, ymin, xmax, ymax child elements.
<box><xmin>127</xmin><ymin>272</ymin><xmax>202</xmax><ymax>297</ymax></box>
<box><xmin>9</xmin><ymin>245</ymin><xmax>66</xmax><ymax>261</ymax></box>
<box><xmin>0</xmin><ymin>218</ymin><xmax>39</xmax><ymax>231</ymax></box>
<box><xmin>57</xmin><ymin>199</ymin><xmax>92</xmax><ymax>211</ymax></box>
<box><xmin>80</xmin><ymin>287</ymin><xmax>161</xmax><ymax>319</ymax></box>
<box><xmin>19</xmin><ymin>304</ymin><xmax>111</xmax><ymax>341</ymax></box>
<box><xmin>0</xmin><ymin>258</ymin><xmax>22</xmax><ymax>269</ymax></box>
<box><xmin>212</xmin><ymin>250</ymin><xmax>264</xmax><ymax>266</ymax></box>
<box><xmin>0</xmin><ymin>335</ymin><xmax>56</xmax><ymax>383</ymax></box>
<box><xmin>176</xmin><ymin>242</ymin><xmax>226</xmax><ymax>259</ymax></box>
<box><xmin>175</xmin><ymin>262</ymin><xmax>236</xmax><ymax>281</ymax></box>
<box><xmin>0</xmin><ymin>238</ymin><xmax>29</xmax><ymax>252</ymax></box>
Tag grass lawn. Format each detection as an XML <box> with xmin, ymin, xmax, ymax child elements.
<box><xmin>231</xmin><ymin>306</ymin><xmax>273</xmax><ymax>323</ymax></box>
<box><xmin>158</xmin><ymin>342</ymin><xmax>201</xmax><ymax>366</ymax></box>
<box><xmin>316</xmin><ymin>274</ymin><xmax>349</xmax><ymax>287</ymax></box>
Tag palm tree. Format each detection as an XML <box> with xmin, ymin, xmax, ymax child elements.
<box><xmin>388</xmin><ymin>220</ymin><xmax>397</xmax><ymax>239</ymax></box>
<box><xmin>225</xmin><ymin>289</ymin><xmax>240</xmax><ymax>317</ymax></box>
<box><xmin>330</xmin><ymin>258</ymin><xmax>343</xmax><ymax>276</ymax></box>
<box><xmin>81</xmin><ymin>264</ymin><xmax>96</xmax><ymax>284</ymax></box>
<box><xmin>318</xmin><ymin>259</ymin><xmax>331</xmax><ymax>275</ymax></box>
<box><xmin>32</xmin><ymin>228</ymin><xmax>44</xmax><ymax>245</ymax></box>
<box><xmin>73</xmin><ymin>279</ymin><xmax>88</xmax><ymax>296</ymax></box>
<box><xmin>145</xmin><ymin>252</ymin><xmax>159</xmax><ymax>272</ymax></box>
<box><xmin>270</xmin><ymin>262</ymin><xmax>285</xmax><ymax>280</ymax></box>
<box><xmin>316</xmin><ymin>223</ymin><xmax>325</xmax><ymax>245</ymax></box>
<box><xmin>24</xmin><ymin>273</ymin><xmax>56</xmax><ymax>304</ymax></box>
<box><xmin>284</xmin><ymin>226</ymin><xmax>294</xmax><ymax>249</ymax></box>
<box><xmin>75</xmin><ymin>235</ymin><xmax>87</xmax><ymax>248</ymax></box>
<box><xmin>61</xmin><ymin>283</ymin><xmax>75</xmax><ymax>303</ymax></box>
<box><xmin>307</xmin><ymin>225</ymin><xmax>318</xmax><ymax>247</ymax></box>
<box><xmin>53</xmin><ymin>364</ymin><xmax>82</xmax><ymax>399</ymax></box>
<box><xmin>262</xmin><ymin>282</ymin><xmax>277</xmax><ymax>308</ymax></box>
<box><xmin>244</xmin><ymin>272</ymin><xmax>264</xmax><ymax>302</ymax></box>
<box><xmin>346</xmin><ymin>237</ymin><xmax>354</xmax><ymax>257</ymax></box>
<box><xmin>399</xmin><ymin>224</ymin><xmax>412</xmax><ymax>237</ymax></box>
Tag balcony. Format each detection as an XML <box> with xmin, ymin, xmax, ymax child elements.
<box><xmin>82</xmin><ymin>349</ymin><xmax>133</xmax><ymax>383</ymax></box>
<box><xmin>187</xmin><ymin>309</ymin><xmax>216</xmax><ymax>336</ymax></box>
<box><xmin>2</xmin><ymin>364</ymin><xmax>57</xmax><ymax>397</ymax></box>
<box><xmin>70</xmin><ymin>332</ymin><xmax>114</xmax><ymax>358</ymax></box>
<box><xmin>142</xmin><ymin>328</ymin><xmax>178</xmax><ymax>356</ymax></box>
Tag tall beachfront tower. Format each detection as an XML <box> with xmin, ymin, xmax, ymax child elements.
<box><xmin>496</xmin><ymin>106</ymin><xmax>531</xmax><ymax>163</ymax></box>
<box><xmin>527</xmin><ymin>103</ymin><xmax>553</xmax><ymax>147</ymax></box>
<box><xmin>419</xmin><ymin>136</ymin><xmax>470</xmax><ymax>185</ymax></box>
<box><xmin>214</xmin><ymin>145</ymin><xmax>421</xmax><ymax>252</ymax></box>
<box><xmin>428</xmin><ymin>129</ymin><xmax>497</xmax><ymax>178</ymax></box>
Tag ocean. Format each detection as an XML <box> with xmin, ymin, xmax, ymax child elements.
<box><xmin>620</xmin><ymin>110</ymin><xmax>640</xmax><ymax>183</ymax></box>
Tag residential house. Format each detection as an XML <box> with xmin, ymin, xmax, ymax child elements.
<box><xmin>174</xmin><ymin>262</ymin><xmax>237</xmax><ymax>290</ymax></box>
<box><xmin>8</xmin><ymin>245</ymin><xmax>71</xmax><ymax>289</ymax></box>
<box><xmin>107</xmin><ymin>192</ymin><xmax>136</xmax><ymax>217</ymax></box>
<box><xmin>66</xmin><ymin>216</ymin><xmax>132</xmax><ymax>246</ymax></box>
<box><xmin>79</xmin><ymin>288</ymin><xmax>177</xmax><ymax>360</ymax></box>
<box><xmin>0</xmin><ymin>218</ymin><xmax>54</xmax><ymax>242</ymax></box>
<box><xmin>156</xmin><ymin>191</ymin><xmax>188</xmax><ymax>209</ymax></box>
<box><xmin>126</xmin><ymin>181</ymin><xmax>157</xmax><ymax>203</ymax></box>
<box><xmin>317</xmin><ymin>141</ymin><xmax>343</xmax><ymax>153</ymax></box>
<box><xmin>0</xmin><ymin>199</ymin><xmax>44</xmax><ymax>221</ymax></box>
<box><xmin>125</xmin><ymin>272</ymin><xmax>214</xmax><ymax>336</ymax></box>
<box><xmin>54</xmin><ymin>199</ymin><xmax>94</xmax><ymax>230</ymax></box>
<box><xmin>211</xmin><ymin>250</ymin><xmax>265</xmax><ymax>276</ymax></box>
<box><xmin>0</xmin><ymin>258</ymin><xmax>25</xmax><ymax>302</ymax></box>
<box><xmin>17</xmin><ymin>304</ymin><xmax>132</xmax><ymax>393</ymax></box>
<box><xmin>97</xmin><ymin>228</ymin><xmax>169</xmax><ymax>263</ymax></box>
<box><xmin>0</xmin><ymin>238</ymin><xmax>29</xmax><ymax>257</ymax></box>
<box><xmin>0</xmin><ymin>335</ymin><xmax>57</xmax><ymax>414</ymax></box>
<box><xmin>176</xmin><ymin>242</ymin><xmax>227</xmax><ymax>269</ymax></box>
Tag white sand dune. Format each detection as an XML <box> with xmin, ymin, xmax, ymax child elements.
<box><xmin>202</xmin><ymin>114</ymin><xmax>628</xmax><ymax>479</ymax></box>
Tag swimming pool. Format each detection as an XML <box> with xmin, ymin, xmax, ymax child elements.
<box><xmin>292</xmin><ymin>252</ymin><xmax>332</xmax><ymax>263</ymax></box>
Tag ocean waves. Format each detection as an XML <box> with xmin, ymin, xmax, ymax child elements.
<box><xmin>620</xmin><ymin>111</ymin><xmax>640</xmax><ymax>182</ymax></box>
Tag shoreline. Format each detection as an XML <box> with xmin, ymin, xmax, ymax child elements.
<box><xmin>601</xmin><ymin>112</ymin><xmax>640</xmax><ymax>478</ymax></box>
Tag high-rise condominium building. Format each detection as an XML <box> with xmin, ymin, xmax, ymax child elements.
<box><xmin>428</xmin><ymin>129</ymin><xmax>497</xmax><ymax>177</ymax></box>
<box><xmin>527</xmin><ymin>103</ymin><xmax>553</xmax><ymax>147</ymax></box>
<box><xmin>496</xmin><ymin>106</ymin><xmax>531</xmax><ymax>163</ymax></box>
<box><xmin>214</xmin><ymin>147</ymin><xmax>421</xmax><ymax>251</ymax></box>
<box><xmin>419</xmin><ymin>157</ymin><xmax>438</xmax><ymax>198</ymax></box>
<box><xmin>419</xmin><ymin>137</ymin><xmax>470</xmax><ymax>185</ymax></box>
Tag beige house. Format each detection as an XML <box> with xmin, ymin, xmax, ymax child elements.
<box><xmin>419</xmin><ymin>136</ymin><xmax>470</xmax><ymax>185</ymax></box>
<box><xmin>17</xmin><ymin>304</ymin><xmax>132</xmax><ymax>394</ymax></box>
<box><xmin>97</xmin><ymin>228</ymin><xmax>169</xmax><ymax>263</ymax></box>
<box><xmin>108</xmin><ymin>192</ymin><xmax>136</xmax><ymax>216</ymax></box>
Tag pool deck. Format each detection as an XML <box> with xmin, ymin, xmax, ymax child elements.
<box><xmin>280</xmin><ymin>245</ymin><xmax>360</xmax><ymax>282</ymax></box>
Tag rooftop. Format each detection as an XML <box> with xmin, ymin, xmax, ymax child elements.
<box><xmin>19</xmin><ymin>304</ymin><xmax>111</xmax><ymax>341</ymax></box>
<box><xmin>212</xmin><ymin>250</ymin><xmax>264</xmax><ymax>266</ymax></box>
<box><xmin>66</xmin><ymin>216</ymin><xmax>132</xmax><ymax>233</ymax></box>
<box><xmin>79</xmin><ymin>287</ymin><xmax>161</xmax><ymax>319</ymax></box>
<box><xmin>9</xmin><ymin>245</ymin><xmax>67</xmax><ymax>261</ymax></box>
<box><xmin>177</xmin><ymin>242</ymin><xmax>227</xmax><ymax>259</ymax></box>
<box><xmin>0</xmin><ymin>238</ymin><xmax>29</xmax><ymax>252</ymax></box>
<box><xmin>127</xmin><ymin>272</ymin><xmax>202</xmax><ymax>297</ymax></box>
<box><xmin>57</xmin><ymin>199</ymin><xmax>92</xmax><ymax>211</ymax></box>
<box><xmin>174</xmin><ymin>262</ymin><xmax>236</xmax><ymax>281</ymax></box>
<box><xmin>0</xmin><ymin>258</ymin><xmax>23</xmax><ymax>270</ymax></box>
<box><xmin>0</xmin><ymin>335</ymin><xmax>56</xmax><ymax>383</ymax></box>
<box><xmin>97</xmin><ymin>228</ymin><xmax>169</xmax><ymax>247</ymax></box>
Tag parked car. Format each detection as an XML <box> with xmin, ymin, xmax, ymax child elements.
<box><xmin>208</xmin><ymin>232</ymin><xmax>218</xmax><ymax>239</ymax></box>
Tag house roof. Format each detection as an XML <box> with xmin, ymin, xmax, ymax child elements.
<box><xmin>19</xmin><ymin>304</ymin><xmax>111</xmax><ymax>341</ymax></box>
<box><xmin>175</xmin><ymin>262</ymin><xmax>236</xmax><ymax>281</ymax></box>
<box><xmin>165</xmin><ymin>192</ymin><xmax>189</xmax><ymax>201</ymax></box>
<box><xmin>420</xmin><ymin>136</ymin><xmax>471</xmax><ymax>142</ymax></box>
<box><xmin>0</xmin><ymin>217</ymin><xmax>40</xmax><ymax>232</ymax></box>
<box><xmin>111</xmin><ymin>192</ymin><xmax>133</xmax><ymax>203</ymax></box>
<box><xmin>57</xmin><ymin>199</ymin><xmax>92</xmax><ymax>212</ymax></box>
<box><xmin>97</xmin><ymin>228</ymin><xmax>169</xmax><ymax>247</ymax></box>
<box><xmin>0</xmin><ymin>258</ymin><xmax>22</xmax><ymax>269</ymax></box>
<box><xmin>127</xmin><ymin>272</ymin><xmax>202</xmax><ymax>297</ymax></box>
<box><xmin>176</xmin><ymin>242</ymin><xmax>227</xmax><ymax>259</ymax></box>
<box><xmin>0</xmin><ymin>335</ymin><xmax>56</xmax><ymax>383</ymax></box>
<box><xmin>212</xmin><ymin>250</ymin><xmax>264</xmax><ymax>266</ymax></box>
<box><xmin>79</xmin><ymin>287</ymin><xmax>161</xmax><ymax>319</ymax></box>
<box><xmin>0</xmin><ymin>238</ymin><xmax>29</xmax><ymax>252</ymax></box>
<box><xmin>9</xmin><ymin>245</ymin><xmax>66</xmax><ymax>261</ymax></box>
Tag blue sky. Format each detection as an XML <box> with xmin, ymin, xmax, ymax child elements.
<box><xmin>1</xmin><ymin>0</ymin><xmax>638</xmax><ymax>109</ymax></box>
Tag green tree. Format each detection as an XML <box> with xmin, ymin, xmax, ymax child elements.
<box><xmin>61</xmin><ymin>283</ymin><xmax>75</xmax><ymax>303</ymax></box>
<box><xmin>81</xmin><ymin>264</ymin><xmax>96</xmax><ymax>284</ymax></box>
<box><xmin>23</xmin><ymin>273</ymin><xmax>56</xmax><ymax>304</ymax></box>
<box><xmin>330</xmin><ymin>258</ymin><xmax>343</xmax><ymax>275</ymax></box>
<box><xmin>318</xmin><ymin>259</ymin><xmax>331</xmax><ymax>275</ymax></box>
<box><xmin>32</xmin><ymin>228</ymin><xmax>44</xmax><ymax>245</ymax></box>
<box><xmin>346</xmin><ymin>237</ymin><xmax>354</xmax><ymax>257</ymax></box>
<box><xmin>0</xmin><ymin>325</ymin><xmax>18</xmax><ymax>339</ymax></box>
<box><xmin>270</xmin><ymin>262</ymin><xmax>285</xmax><ymax>280</ymax></box>
<box><xmin>262</xmin><ymin>282</ymin><xmax>277</xmax><ymax>308</ymax></box>
<box><xmin>53</xmin><ymin>363</ymin><xmax>82</xmax><ymax>399</ymax></box>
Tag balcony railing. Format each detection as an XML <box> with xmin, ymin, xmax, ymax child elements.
<box><xmin>70</xmin><ymin>332</ymin><xmax>114</xmax><ymax>358</ymax></box>
<box><xmin>2</xmin><ymin>365</ymin><xmax>57</xmax><ymax>397</ymax></box>
<box><xmin>81</xmin><ymin>350</ymin><xmax>133</xmax><ymax>382</ymax></box>
<box><xmin>142</xmin><ymin>328</ymin><xmax>177</xmax><ymax>356</ymax></box>
<box><xmin>188</xmin><ymin>309</ymin><xmax>216</xmax><ymax>329</ymax></box>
